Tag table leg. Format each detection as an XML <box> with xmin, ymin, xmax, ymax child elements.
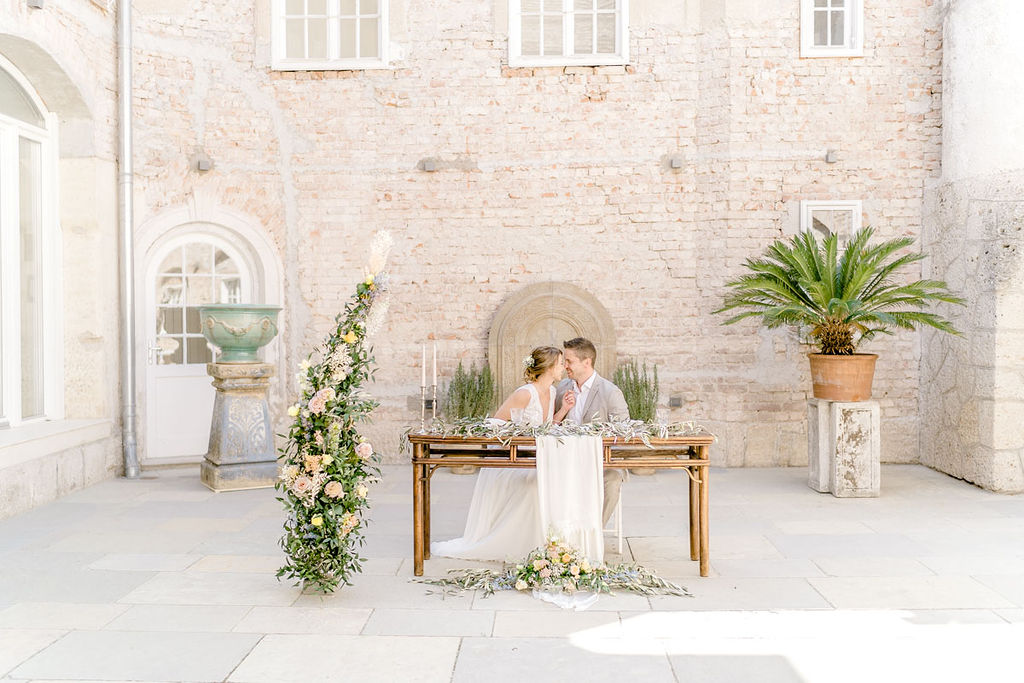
<box><xmin>412</xmin><ymin>445</ymin><xmax>425</xmax><ymax>577</ymax></box>
<box><xmin>424</xmin><ymin>466</ymin><xmax>432</xmax><ymax>559</ymax></box>
<box><xmin>699</xmin><ymin>458</ymin><xmax>710</xmax><ymax>578</ymax></box>
<box><xmin>689</xmin><ymin>466</ymin><xmax>699</xmax><ymax>561</ymax></box>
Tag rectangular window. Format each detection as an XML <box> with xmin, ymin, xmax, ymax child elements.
<box><xmin>0</xmin><ymin>102</ymin><xmax>59</xmax><ymax>428</ymax></box>
<box><xmin>800</xmin><ymin>0</ymin><xmax>863</xmax><ymax>58</ymax></box>
<box><xmin>800</xmin><ymin>200</ymin><xmax>863</xmax><ymax>237</ymax></box>
<box><xmin>272</xmin><ymin>0</ymin><xmax>388</xmax><ymax>70</ymax></box>
<box><xmin>19</xmin><ymin>137</ymin><xmax>43</xmax><ymax>419</ymax></box>
<box><xmin>510</xmin><ymin>0</ymin><xmax>628</xmax><ymax>67</ymax></box>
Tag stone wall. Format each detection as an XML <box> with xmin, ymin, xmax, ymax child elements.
<box><xmin>0</xmin><ymin>1</ymin><xmax>124</xmax><ymax>510</ymax></box>
<box><xmin>920</xmin><ymin>0</ymin><xmax>1024</xmax><ymax>493</ymax></box>
<box><xmin>127</xmin><ymin>0</ymin><xmax>944</xmax><ymax>465</ymax></box>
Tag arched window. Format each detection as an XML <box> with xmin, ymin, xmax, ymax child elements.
<box><xmin>0</xmin><ymin>57</ymin><xmax>59</xmax><ymax>428</ymax></box>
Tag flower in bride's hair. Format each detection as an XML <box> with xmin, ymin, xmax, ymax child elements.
<box><xmin>522</xmin><ymin>354</ymin><xmax>535</xmax><ymax>369</ymax></box>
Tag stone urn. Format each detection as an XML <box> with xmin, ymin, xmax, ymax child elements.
<box><xmin>198</xmin><ymin>303</ymin><xmax>282</xmax><ymax>491</ymax></box>
<box><xmin>199</xmin><ymin>304</ymin><xmax>282</xmax><ymax>363</ymax></box>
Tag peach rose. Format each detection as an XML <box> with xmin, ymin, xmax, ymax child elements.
<box><xmin>324</xmin><ymin>481</ymin><xmax>344</xmax><ymax>499</ymax></box>
<box><xmin>356</xmin><ymin>442</ymin><xmax>373</xmax><ymax>459</ymax></box>
<box><xmin>291</xmin><ymin>475</ymin><xmax>313</xmax><ymax>495</ymax></box>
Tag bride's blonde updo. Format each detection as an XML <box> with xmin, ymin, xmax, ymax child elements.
<box><xmin>523</xmin><ymin>346</ymin><xmax>562</xmax><ymax>383</ymax></box>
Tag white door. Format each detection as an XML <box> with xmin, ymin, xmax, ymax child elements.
<box><xmin>145</xmin><ymin>236</ymin><xmax>253</xmax><ymax>461</ymax></box>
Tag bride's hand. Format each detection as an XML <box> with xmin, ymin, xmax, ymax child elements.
<box><xmin>562</xmin><ymin>391</ymin><xmax>576</xmax><ymax>410</ymax></box>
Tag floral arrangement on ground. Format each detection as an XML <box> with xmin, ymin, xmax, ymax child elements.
<box><xmin>404</xmin><ymin>416</ymin><xmax>715</xmax><ymax>450</ymax></box>
<box><xmin>416</xmin><ymin>538</ymin><xmax>690</xmax><ymax>598</ymax></box>
<box><xmin>276</xmin><ymin>232</ymin><xmax>392</xmax><ymax>593</ymax></box>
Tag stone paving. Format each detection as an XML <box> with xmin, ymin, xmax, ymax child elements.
<box><xmin>1</xmin><ymin>464</ymin><xmax>1023</xmax><ymax>682</ymax></box>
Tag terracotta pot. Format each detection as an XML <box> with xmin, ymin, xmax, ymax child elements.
<box><xmin>807</xmin><ymin>353</ymin><xmax>878</xmax><ymax>401</ymax></box>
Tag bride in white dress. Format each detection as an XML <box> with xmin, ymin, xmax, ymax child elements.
<box><xmin>431</xmin><ymin>346</ymin><xmax>575</xmax><ymax>562</ymax></box>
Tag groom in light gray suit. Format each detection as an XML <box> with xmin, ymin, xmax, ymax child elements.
<box><xmin>554</xmin><ymin>337</ymin><xmax>630</xmax><ymax>525</ymax></box>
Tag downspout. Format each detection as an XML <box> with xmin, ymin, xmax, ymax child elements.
<box><xmin>118</xmin><ymin>0</ymin><xmax>140</xmax><ymax>479</ymax></box>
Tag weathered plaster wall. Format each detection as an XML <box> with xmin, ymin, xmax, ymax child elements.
<box><xmin>127</xmin><ymin>0</ymin><xmax>943</xmax><ymax>464</ymax></box>
<box><xmin>0</xmin><ymin>1</ymin><xmax>123</xmax><ymax>507</ymax></box>
<box><xmin>921</xmin><ymin>0</ymin><xmax>1024</xmax><ymax>492</ymax></box>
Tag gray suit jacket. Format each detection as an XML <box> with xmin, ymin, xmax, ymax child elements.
<box><xmin>555</xmin><ymin>374</ymin><xmax>630</xmax><ymax>423</ymax></box>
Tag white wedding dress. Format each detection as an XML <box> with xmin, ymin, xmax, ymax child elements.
<box><xmin>431</xmin><ymin>384</ymin><xmax>551</xmax><ymax>562</ymax></box>
<box><xmin>432</xmin><ymin>384</ymin><xmax>606</xmax><ymax>572</ymax></box>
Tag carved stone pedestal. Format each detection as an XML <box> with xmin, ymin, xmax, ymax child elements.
<box><xmin>200</xmin><ymin>363</ymin><xmax>278</xmax><ymax>492</ymax></box>
<box><xmin>808</xmin><ymin>398</ymin><xmax>881</xmax><ymax>498</ymax></box>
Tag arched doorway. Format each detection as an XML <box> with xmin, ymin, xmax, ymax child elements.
<box><xmin>143</xmin><ymin>231</ymin><xmax>256</xmax><ymax>461</ymax></box>
<box><xmin>138</xmin><ymin>209</ymin><xmax>282</xmax><ymax>464</ymax></box>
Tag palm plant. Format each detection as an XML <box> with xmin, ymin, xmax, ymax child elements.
<box><xmin>715</xmin><ymin>227</ymin><xmax>964</xmax><ymax>354</ymax></box>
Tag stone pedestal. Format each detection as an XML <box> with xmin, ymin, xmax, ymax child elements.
<box><xmin>200</xmin><ymin>363</ymin><xmax>278</xmax><ymax>492</ymax></box>
<box><xmin>807</xmin><ymin>399</ymin><xmax>881</xmax><ymax>498</ymax></box>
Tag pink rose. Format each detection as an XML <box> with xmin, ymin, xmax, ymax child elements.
<box><xmin>356</xmin><ymin>442</ymin><xmax>373</xmax><ymax>459</ymax></box>
<box><xmin>324</xmin><ymin>481</ymin><xmax>344</xmax><ymax>498</ymax></box>
<box><xmin>308</xmin><ymin>388</ymin><xmax>335</xmax><ymax>415</ymax></box>
<box><xmin>291</xmin><ymin>475</ymin><xmax>313</xmax><ymax>495</ymax></box>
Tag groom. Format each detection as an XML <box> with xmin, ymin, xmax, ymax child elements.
<box><xmin>554</xmin><ymin>337</ymin><xmax>630</xmax><ymax>525</ymax></box>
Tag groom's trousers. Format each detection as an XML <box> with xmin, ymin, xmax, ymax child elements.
<box><xmin>602</xmin><ymin>469</ymin><xmax>625</xmax><ymax>525</ymax></box>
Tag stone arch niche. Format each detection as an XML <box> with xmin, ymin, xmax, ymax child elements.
<box><xmin>488</xmin><ymin>282</ymin><xmax>617</xmax><ymax>400</ymax></box>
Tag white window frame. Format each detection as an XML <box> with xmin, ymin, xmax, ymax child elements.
<box><xmin>509</xmin><ymin>0</ymin><xmax>629</xmax><ymax>68</ymax></box>
<box><xmin>800</xmin><ymin>0</ymin><xmax>863</xmax><ymax>58</ymax></box>
<box><xmin>271</xmin><ymin>0</ymin><xmax>390</xmax><ymax>71</ymax></box>
<box><xmin>0</xmin><ymin>55</ymin><xmax>63</xmax><ymax>429</ymax></box>
<box><xmin>800</xmin><ymin>200</ymin><xmax>863</xmax><ymax>237</ymax></box>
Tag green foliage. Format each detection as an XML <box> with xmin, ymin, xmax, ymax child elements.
<box><xmin>444</xmin><ymin>361</ymin><xmax>496</xmax><ymax>419</ymax></box>
<box><xmin>276</xmin><ymin>249</ymin><xmax>391</xmax><ymax>593</ymax></box>
<box><xmin>416</xmin><ymin>538</ymin><xmax>689</xmax><ymax>597</ymax></box>
<box><xmin>614</xmin><ymin>359</ymin><xmax>659</xmax><ymax>422</ymax></box>
<box><xmin>715</xmin><ymin>227</ymin><xmax>965</xmax><ymax>354</ymax></box>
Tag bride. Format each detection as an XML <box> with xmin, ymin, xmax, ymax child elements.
<box><xmin>431</xmin><ymin>346</ymin><xmax>575</xmax><ymax>562</ymax></box>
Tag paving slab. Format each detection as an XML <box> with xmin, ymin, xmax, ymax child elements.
<box><xmin>10</xmin><ymin>631</ymin><xmax>260</xmax><ymax>682</ymax></box>
<box><xmin>233</xmin><ymin>606</ymin><xmax>371</xmax><ymax>634</ymax></box>
<box><xmin>808</xmin><ymin>576</ymin><xmax>1016</xmax><ymax>609</ymax></box>
<box><xmin>228</xmin><ymin>634</ymin><xmax>460</xmax><ymax>683</ymax></box>
<box><xmin>361</xmin><ymin>608</ymin><xmax>495</xmax><ymax>636</ymax></box>
<box><xmin>452</xmin><ymin>637</ymin><xmax>675</xmax><ymax>683</ymax></box>
<box><xmin>0</xmin><ymin>602</ymin><xmax>128</xmax><ymax>630</ymax></box>
<box><xmin>105</xmin><ymin>604</ymin><xmax>252</xmax><ymax>632</ymax></box>
<box><xmin>118</xmin><ymin>571</ymin><xmax>298</xmax><ymax>606</ymax></box>
<box><xmin>0</xmin><ymin>629</ymin><xmax>64</xmax><ymax>678</ymax></box>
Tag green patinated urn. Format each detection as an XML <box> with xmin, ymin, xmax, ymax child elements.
<box><xmin>199</xmin><ymin>304</ymin><xmax>282</xmax><ymax>363</ymax></box>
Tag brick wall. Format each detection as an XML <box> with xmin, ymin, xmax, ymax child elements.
<box><xmin>126</xmin><ymin>0</ymin><xmax>943</xmax><ymax>464</ymax></box>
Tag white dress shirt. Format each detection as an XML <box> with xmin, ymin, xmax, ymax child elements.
<box><xmin>569</xmin><ymin>372</ymin><xmax>598</xmax><ymax>424</ymax></box>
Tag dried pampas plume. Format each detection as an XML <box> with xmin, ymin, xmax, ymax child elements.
<box><xmin>368</xmin><ymin>230</ymin><xmax>393</xmax><ymax>275</ymax></box>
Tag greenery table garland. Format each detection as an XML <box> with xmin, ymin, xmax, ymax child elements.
<box><xmin>417</xmin><ymin>538</ymin><xmax>691</xmax><ymax>599</ymax></box>
<box><xmin>276</xmin><ymin>232</ymin><xmax>392</xmax><ymax>593</ymax></box>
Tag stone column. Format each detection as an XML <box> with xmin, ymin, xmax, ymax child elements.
<box><xmin>921</xmin><ymin>0</ymin><xmax>1024</xmax><ymax>493</ymax></box>
<box><xmin>200</xmin><ymin>363</ymin><xmax>278</xmax><ymax>492</ymax></box>
<box><xmin>808</xmin><ymin>399</ymin><xmax>881</xmax><ymax>498</ymax></box>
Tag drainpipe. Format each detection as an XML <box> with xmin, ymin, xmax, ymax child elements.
<box><xmin>118</xmin><ymin>0</ymin><xmax>140</xmax><ymax>479</ymax></box>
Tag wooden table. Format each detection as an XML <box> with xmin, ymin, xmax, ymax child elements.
<box><xmin>408</xmin><ymin>433</ymin><xmax>714</xmax><ymax>577</ymax></box>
